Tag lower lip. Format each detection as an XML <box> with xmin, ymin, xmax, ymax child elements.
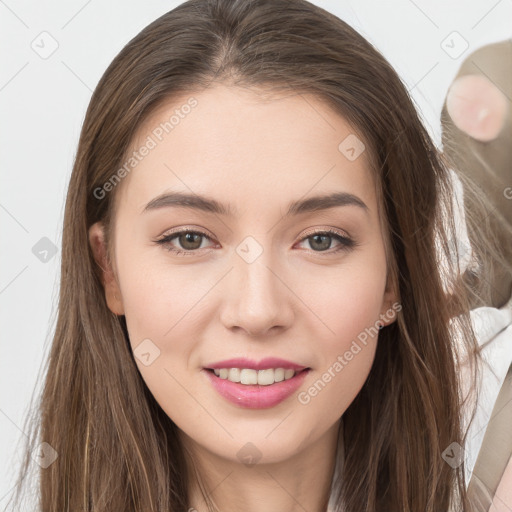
<box><xmin>202</xmin><ymin>368</ymin><xmax>310</xmax><ymax>409</ymax></box>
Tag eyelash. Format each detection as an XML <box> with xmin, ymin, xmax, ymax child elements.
<box><xmin>153</xmin><ymin>228</ymin><xmax>357</xmax><ymax>256</ymax></box>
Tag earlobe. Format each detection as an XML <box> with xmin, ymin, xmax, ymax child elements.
<box><xmin>88</xmin><ymin>222</ymin><xmax>125</xmax><ymax>316</ymax></box>
<box><xmin>380</xmin><ymin>275</ymin><xmax>400</xmax><ymax>327</ymax></box>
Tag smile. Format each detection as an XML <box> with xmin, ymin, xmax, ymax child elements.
<box><xmin>210</xmin><ymin>367</ymin><xmax>298</xmax><ymax>385</ymax></box>
<box><xmin>203</xmin><ymin>367</ymin><xmax>311</xmax><ymax>409</ymax></box>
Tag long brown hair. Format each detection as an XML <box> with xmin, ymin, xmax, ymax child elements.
<box><xmin>7</xmin><ymin>0</ymin><xmax>504</xmax><ymax>510</ymax></box>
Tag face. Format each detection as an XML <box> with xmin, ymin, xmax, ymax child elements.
<box><xmin>89</xmin><ymin>84</ymin><xmax>397</xmax><ymax>467</ymax></box>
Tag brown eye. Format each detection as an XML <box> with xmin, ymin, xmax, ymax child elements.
<box><xmin>155</xmin><ymin>230</ymin><xmax>214</xmax><ymax>255</ymax></box>
<box><xmin>176</xmin><ymin>232</ymin><xmax>204</xmax><ymax>250</ymax></box>
<box><xmin>297</xmin><ymin>230</ymin><xmax>356</xmax><ymax>253</ymax></box>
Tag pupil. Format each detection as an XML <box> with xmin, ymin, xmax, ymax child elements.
<box><xmin>312</xmin><ymin>234</ymin><xmax>330</xmax><ymax>251</ymax></box>
<box><xmin>181</xmin><ymin>233</ymin><xmax>201</xmax><ymax>249</ymax></box>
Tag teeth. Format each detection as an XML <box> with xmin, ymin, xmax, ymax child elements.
<box><xmin>212</xmin><ymin>367</ymin><xmax>298</xmax><ymax>385</ymax></box>
<box><xmin>228</xmin><ymin>368</ymin><xmax>241</xmax><ymax>382</ymax></box>
<box><xmin>241</xmin><ymin>369</ymin><xmax>258</xmax><ymax>385</ymax></box>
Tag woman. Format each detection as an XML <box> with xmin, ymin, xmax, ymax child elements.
<box><xmin>8</xmin><ymin>0</ymin><xmax>508</xmax><ymax>510</ymax></box>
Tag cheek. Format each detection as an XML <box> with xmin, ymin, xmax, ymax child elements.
<box><xmin>116</xmin><ymin>247</ymin><xmax>204</xmax><ymax>349</ymax></box>
<box><xmin>299</xmin><ymin>246</ymin><xmax>388</xmax><ymax>345</ymax></box>
<box><xmin>297</xmin><ymin>296</ymin><xmax>381</xmax><ymax>421</ymax></box>
<box><xmin>319</xmin><ymin>274</ymin><xmax>384</xmax><ymax>335</ymax></box>
<box><xmin>296</xmin><ymin>253</ymin><xmax>387</xmax><ymax>412</ymax></box>
<box><xmin>118</xmin><ymin>260</ymin><xmax>210</xmax><ymax>422</ymax></box>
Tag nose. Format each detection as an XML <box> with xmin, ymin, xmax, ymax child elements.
<box><xmin>219</xmin><ymin>244</ymin><xmax>294</xmax><ymax>338</ymax></box>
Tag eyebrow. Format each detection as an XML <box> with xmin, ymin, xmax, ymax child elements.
<box><xmin>142</xmin><ymin>190</ymin><xmax>369</xmax><ymax>217</ymax></box>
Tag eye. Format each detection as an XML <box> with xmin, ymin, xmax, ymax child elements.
<box><xmin>295</xmin><ymin>228</ymin><xmax>356</xmax><ymax>254</ymax></box>
<box><xmin>154</xmin><ymin>228</ymin><xmax>215</xmax><ymax>256</ymax></box>
<box><xmin>153</xmin><ymin>227</ymin><xmax>357</xmax><ymax>256</ymax></box>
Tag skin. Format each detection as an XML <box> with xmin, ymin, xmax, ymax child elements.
<box><xmin>89</xmin><ymin>84</ymin><xmax>398</xmax><ymax>512</ymax></box>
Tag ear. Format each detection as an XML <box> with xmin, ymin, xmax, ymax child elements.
<box><xmin>379</xmin><ymin>270</ymin><xmax>400</xmax><ymax>328</ymax></box>
<box><xmin>88</xmin><ymin>222</ymin><xmax>125</xmax><ymax>316</ymax></box>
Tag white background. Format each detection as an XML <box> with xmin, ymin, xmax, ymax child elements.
<box><xmin>1</xmin><ymin>0</ymin><xmax>511</xmax><ymax>506</ymax></box>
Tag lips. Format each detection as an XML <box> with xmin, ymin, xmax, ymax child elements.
<box><xmin>202</xmin><ymin>357</ymin><xmax>311</xmax><ymax>409</ymax></box>
<box><xmin>203</xmin><ymin>368</ymin><xmax>310</xmax><ymax>408</ymax></box>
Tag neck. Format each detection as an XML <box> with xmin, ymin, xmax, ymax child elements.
<box><xmin>182</xmin><ymin>420</ymin><xmax>342</xmax><ymax>512</ymax></box>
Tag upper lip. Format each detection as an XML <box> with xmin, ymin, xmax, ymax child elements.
<box><xmin>204</xmin><ymin>357</ymin><xmax>309</xmax><ymax>371</ymax></box>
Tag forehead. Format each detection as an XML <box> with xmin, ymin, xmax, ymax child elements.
<box><xmin>115</xmin><ymin>84</ymin><xmax>377</xmax><ymax>214</ymax></box>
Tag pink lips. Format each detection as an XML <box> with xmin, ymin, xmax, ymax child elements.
<box><xmin>203</xmin><ymin>357</ymin><xmax>310</xmax><ymax>409</ymax></box>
